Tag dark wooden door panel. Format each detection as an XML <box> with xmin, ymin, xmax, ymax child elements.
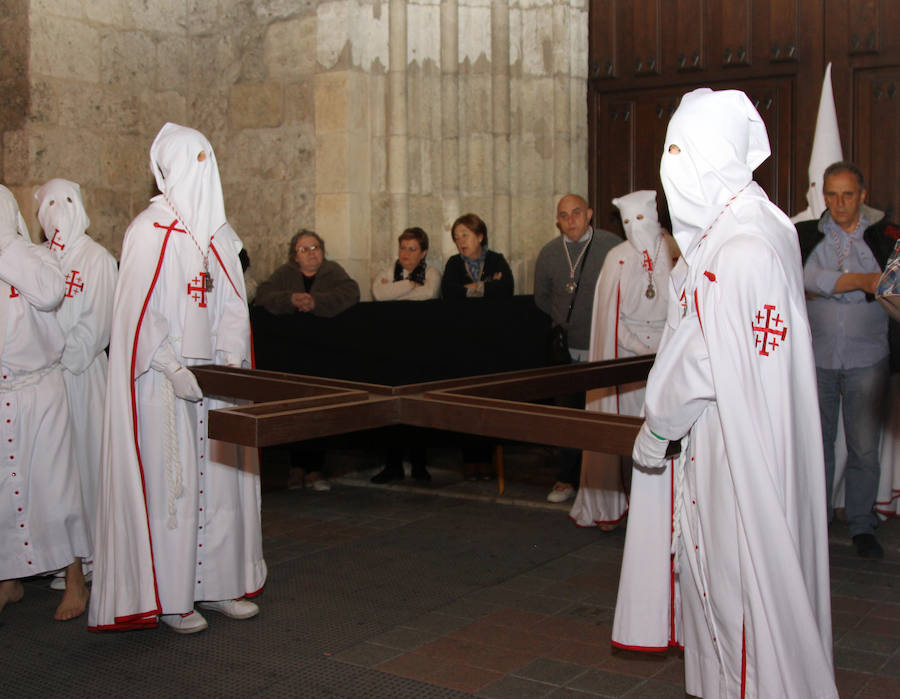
<box><xmin>662</xmin><ymin>0</ymin><xmax>705</xmax><ymax>74</ymax></box>
<box><xmin>715</xmin><ymin>0</ymin><xmax>753</xmax><ymax>68</ymax></box>
<box><xmin>589</xmin><ymin>0</ymin><xmax>618</xmax><ymax>81</ymax></box>
<box><xmin>854</xmin><ymin>67</ymin><xmax>900</xmax><ymax>218</ymax></box>
<box><xmin>848</xmin><ymin>0</ymin><xmax>880</xmax><ymax>55</ymax></box>
<box><xmin>630</xmin><ymin>0</ymin><xmax>662</xmax><ymax>77</ymax></box>
<box><xmin>769</xmin><ymin>0</ymin><xmax>800</xmax><ymax>62</ymax></box>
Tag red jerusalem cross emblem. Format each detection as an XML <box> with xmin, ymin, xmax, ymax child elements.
<box><xmin>187</xmin><ymin>273</ymin><xmax>210</xmax><ymax>308</ymax></box>
<box><xmin>752</xmin><ymin>304</ymin><xmax>788</xmax><ymax>356</ymax></box>
<box><xmin>64</xmin><ymin>270</ymin><xmax>84</xmax><ymax>298</ymax></box>
<box><xmin>49</xmin><ymin>229</ymin><xmax>65</xmax><ymax>253</ymax></box>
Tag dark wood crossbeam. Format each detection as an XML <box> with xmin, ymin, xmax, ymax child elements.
<box><xmin>192</xmin><ymin>356</ymin><xmax>654</xmax><ymax>456</ymax></box>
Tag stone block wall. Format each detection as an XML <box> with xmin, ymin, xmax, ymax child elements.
<box><xmin>1</xmin><ymin>0</ymin><xmax>588</xmax><ymax>297</ymax></box>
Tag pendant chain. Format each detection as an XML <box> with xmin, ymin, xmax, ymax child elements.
<box><xmin>830</xmin><ymin>226</ymin><xmax>856</xmax><ymax>273</ymax></box>
<box><xmin>163</xmin><ymin>193</ymin><xmax>214</xmax><ymax>292</ymax></box>
<box><xmin>644</xmin><ymin>233</ymin><xmax>665</xmax><ymax>298</ymax></box>
<box><xmin>562</xmin><ymin>233</ymin><xmax>591</xmax><ymax>293</ymax></box>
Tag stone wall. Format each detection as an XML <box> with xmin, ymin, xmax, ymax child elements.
<box><xmin>1</xmin><ymin>0</ymin><xmax>588</xmax><ymax>297</ymax></box>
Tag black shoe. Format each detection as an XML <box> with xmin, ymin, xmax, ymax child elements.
<box><xmin>371</xmin><ymin>467</ymin><xmax>403</xmax><ymax>484</ymax></box>
<box><xmin>411</xmin><ymin>466</ymin><xmax>431</xmax><ymax>482</ymax></box>
<box><xmin>853</xmin><ymin>533</ymin><xmax>884</xmax><ymax>559</ymax></box>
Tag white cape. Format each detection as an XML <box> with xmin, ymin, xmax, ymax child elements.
<box><xmin>614</xmin><ymin>185</ymin><xmax>837</xmax><ymax>698</ymax></box>
<box><xmin>570</xmin><ymin>234</ymin><xmax>676</xmax><ymax>527</ymax></box>
<box><xmin>88</xmin><ymin>200</ymin><xmax>266</xmax><ymax>631</ymax></box>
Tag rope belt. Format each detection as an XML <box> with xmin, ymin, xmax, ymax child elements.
<box><xmin>0</xmin><ymin>362</ymin><xmax>61</xmax><ymax>393</ymax></box>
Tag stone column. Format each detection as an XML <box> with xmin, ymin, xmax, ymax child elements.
<box><xmin>491</xmin><ymin>0</ymin><xmax>512</xmax><ymax>265</ymax></box>
<box><xmin>388</xmin><ymin>0</ymin><xmax>409</xmax><ymax>245</ymax></box>
<box><xmin>440</xmin><ymin>0</ymin><xmax>460</xmax><ymax>262</ymax></box>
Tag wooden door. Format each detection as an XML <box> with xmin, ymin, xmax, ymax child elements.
<box><xmin>590</xmin><ymin>78</ymin><xmax>793</xmax><ymax>237</ymax></box>
<box><xmin>854</xmin><ymin>67</ymin><xmax>900</xmax><ymax>218</ymax></box>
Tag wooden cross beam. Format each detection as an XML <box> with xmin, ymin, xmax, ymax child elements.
<box><xmin>192</xmin><ymin>356</ymin><xmax>654</xmax><ymax>456</ymax></box>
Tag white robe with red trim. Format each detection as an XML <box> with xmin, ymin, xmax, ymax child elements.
<box><xmin>570</xmin><ymin>236</ymin><xmax>675</xmax><ymax>527</ymax></box>
<box><xmin>614</xmin><ymin>185</ymin><xmax>837</xmax><ymax>698</ymax></box>
<box><xmin>51</xmin><ymin>234</ymin><xmax>117</xmax><ymax>542</ymax></box>
<box><xmin>88</xmin><ymin>198</ymin><xmax>266</xmax><ymax>631</ymax></box>
<box><xmin>0</xmin><ymin>238</ymin><xmax>91</xmax><ymax>579</ymax></box>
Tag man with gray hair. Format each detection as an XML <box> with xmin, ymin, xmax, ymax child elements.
<box><xmin>533</xmin><ymin>194</ymin><xmax>618</xmax><ymax>502</ymax></box>
<box><xmin>798</xmin><ymin>160</ymin><xmax>899</xmax><ymax>558</ymax></box>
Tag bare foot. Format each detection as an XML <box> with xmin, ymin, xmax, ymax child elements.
<box><xmin>54</xmin><ymin>560</ymin><xmax>89</xmax><ymax>621</ymax></box>
<box><xmin>599</xmin><ymin>524</ymin><xmax>617</xmax><ymax>532</ymax></box>
<box><xmin>0</xmin><ymin>579</ymin><xmax>25</xmax><ymax>613</ymax></box>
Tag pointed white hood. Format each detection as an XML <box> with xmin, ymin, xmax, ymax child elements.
<box><xmin>35</xmin><ymin>178</ymin><xmax>90</xmax><ymax>259</ymax></box>
<box><xmin>612</xmin><ymin>189</ymin><xmax>662</xmax><ymax>254</ymax></box>
<box><xmin>792</xmin><ymin>64</ymin><xmax>843</xmax><ymax>223</ymax></box>
<box><xmin>149</xmin><ymin>122</ymin><xmax>226</xmax><ymax>249</ymax></box>
<box><xmin>660</xmin><ymin>88</ymin><xmax>770</xmax><ymax>253</ymax></box>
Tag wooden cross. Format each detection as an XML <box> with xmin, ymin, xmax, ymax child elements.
<box><xmin>192</xmin><ymin>357</ymin><xmax>655</xmax><ymax>466</ymax></box>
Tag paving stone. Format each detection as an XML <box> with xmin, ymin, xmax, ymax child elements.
<box><xmin>477</xmin><ymin>675</ymin><xmax>557</xmax><ymax>698</ymax></box>
<box><xmin>566</xmin><ymin>669</ymin><xmax>644</xmax><ymax>697</ymax></box>
<box><xmin>332</xmin><ymin>642</ymin><xmax>403</xmax><ymax>668</ymax></box>
<box><xmin>512</xmin><ymin>657</ymin><xmax>591</xmax><ymax>686</ymax></box>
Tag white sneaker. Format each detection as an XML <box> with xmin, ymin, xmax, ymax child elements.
<box><xmin>547</xmin><ymin>484</ymin><xmax>575</xmax><ymax>503</ymax></box>
<box><xmin>198</xmin><ymin>598</ymin><xmax>259</xmax><ymax>619</ymax></box>
<box><xmin>159</xmin><ymin>610</ymin><xmax>208</xmax><ymax>634</ymax></box>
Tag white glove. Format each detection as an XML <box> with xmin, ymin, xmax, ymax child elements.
<box><xmin>632</xmin><ymin>421</ymin><xmax>669</xmax><ymax>468</ymax></box>
<box><xmin>222</xmin><ymin>352</ymin><xmax>242</xmax><ymax>368</ymax></box>
<box><xmin>166</xmin><ymin>366</ymin><xmax>203</xmax><ymax>402</ymax></box>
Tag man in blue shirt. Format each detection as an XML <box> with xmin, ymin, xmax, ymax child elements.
<box><xmin>800</xmin><ymin>161</ymin><xmax>898</xmax><ymax>558</ymax></box>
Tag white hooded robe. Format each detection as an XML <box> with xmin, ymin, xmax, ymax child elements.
<box><xmin>36</xmin><ymin>179</ymin><xmax>117</xmax><ymax>542</ymax></box>
<box><xmin>570</xmin><ymin>190</ymin><xmax>677</xmax><ymax>527</ymax></box>
<box><xmin>88</xmin><ymin>124</ymin><xmax>266</xmax><ymax>631</ymax></box>
<box><xmin>613</xmin><ymin>89</ymin><xmax>838</xmax><ymax>699</ymax></box>
<box><xmin>0</xmin><ymin>186</ymin><xmax>90</xmax><ymax>580</ymax></box>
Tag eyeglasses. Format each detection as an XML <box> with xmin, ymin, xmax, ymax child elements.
<box><xmin>297</xmin><ymin>245</ymin><xmax>320</xmax><ymax>254</ymax></box>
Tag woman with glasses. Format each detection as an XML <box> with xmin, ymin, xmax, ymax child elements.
<box><xmin>255</xmin><ymin>229</ymin><xmax>360</xmax><ymax>317</ymax></box>
<box><xmin>255</xmin><ymin>230</ymin><xmax>360</xmax><ymax>493</ymax></box>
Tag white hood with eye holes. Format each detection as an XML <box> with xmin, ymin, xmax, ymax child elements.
<box><xmin>659</xmin><ymin>88</ymin><xmax>771</xmax><ymax>255</ymax></box>
<box><xmin>149</xmin><ymin>122</ymin><xmax>226</xmax><ymax>251</ymax></box>
<box><xmin>35</xmin><ymin>178</ymin><xmax>90</xmax><ymax>260</ymax></box>
<box><xmin>613</xmin><ymin>189</ymin><xmax>663</xmax><ymax>255</ymax></box>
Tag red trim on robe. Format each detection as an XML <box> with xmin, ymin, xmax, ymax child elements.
<box><xmin>210</xmin><ymin>242</ymin><xmax>241</xmax><ymax>299</ymax></box>
<box><xmin>126</xmin><ymin>228</ymin><xmax>177</xmax><ymax>620</ymax></box>
<box><xmin>669</xmin><ymin>455</ymin><xmax>677</xmax><ymax>645</ymax></box>
<box><xmin>741</xmin><ymin>622</ymin><xmax>747</xmax><ymax>698</ymax></box>
<box><xmin>694</xmin><ymin>288</ymin><xmax>703</xmax><ymax>333</ymax></box>
<box><xmin>245</xmin><ymin>583</ymin><xmax>266</xmax><ymax>599</ymax></box>
<box><xmin>614</xmin><ymin>281</ymin><xmax>621</xmax><ymax>413</ymax></box>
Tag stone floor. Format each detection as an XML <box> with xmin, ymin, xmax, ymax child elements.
<box><xmin>2</xmin><ymin>447</ymin><xmax>899</xmax><ymax>697</ymax></box>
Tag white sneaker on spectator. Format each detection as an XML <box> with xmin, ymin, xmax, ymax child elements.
<box><xmin>547</xmin><ymin>482</ymin><xmax>575</xmax><ymax>503</ymax></box>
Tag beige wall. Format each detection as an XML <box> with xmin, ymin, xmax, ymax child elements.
<box><xmin>1</xmin><ymin>0</ymin><xmax>588</xmax><ymax>297</ymax></box>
